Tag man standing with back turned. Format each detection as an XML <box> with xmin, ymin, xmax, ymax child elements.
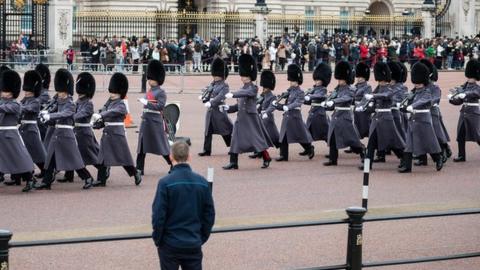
<box><xmin>152</xmin><ymin>141</ymin><xmax>215</xmax><ymax>270</ymax></box>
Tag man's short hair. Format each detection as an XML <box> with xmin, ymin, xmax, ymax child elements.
<box><xmin>171</xmin><ymin>141</ymin><xmax>189</xmax><ymax>163</ymax></box>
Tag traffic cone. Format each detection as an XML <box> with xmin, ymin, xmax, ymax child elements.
<box><xmin>123</xmin><ymin>96</ymin><xmax>137</xmax><ymax>128</ymax></box>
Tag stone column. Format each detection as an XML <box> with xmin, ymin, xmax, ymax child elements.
<box><xmin>422</xmin><ymin>1</ymin><xmax>436</xmax><ymax>39</ymax></box>
<box><xmin>251</xmin><ymin>1</ymin><xmax>271</xmax><ymax>46</ymax></box>
<box><xmin>48</xmin><ymin>0</ymin><xmax>74</xmax><ymax>51</ymax></box>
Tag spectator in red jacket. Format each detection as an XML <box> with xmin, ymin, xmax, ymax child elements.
<box><xmin>360</xmin><ymin>41</ymin><xmax>369</xmax><ymax>63</ymax></box>
<box><xmin>413</xmin><ymin>44</ymin><xmax>425</xmax><ymax>60</ymax></box>
<box><xmin>64</xmin><ymin>46</ymin><xmax>75</xmax><ymax>70</ymax></box>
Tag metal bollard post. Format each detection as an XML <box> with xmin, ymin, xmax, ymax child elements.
<box><xmin>207</xmin><ymin>167</ymin><xmax>214</xmax><ymax>193</ymax></box>
<box><xmin>0</xmin><ymin>230</ymin><xmax>12</xmax><ymax>270</ymax></box>
<box><xmin>362</xmin><ymin>158</ymin><xmax>370</xmax><ymax>210</ymax></box>
<box><xmin>345</xmin><ymin>207</ymin><xmax>367</xmax><ymax>270</ymax></box>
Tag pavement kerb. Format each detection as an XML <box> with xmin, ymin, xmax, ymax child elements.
<box><xmin>10</xmin><ymin>200</ymin><xmax>480</xmax><ymax>243</ymax></box>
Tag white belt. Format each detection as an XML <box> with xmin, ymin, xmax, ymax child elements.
<box><xmin>413</xmin><ymin>109</ymin><xmax>430</xmax><ymax>113</ymax></box>
<box><xmin>105</xmin><ymin>122</ymin><xmax>125</xmax><ymax>126</ymax></box>
<box><xmin>311</xmin><ymin>103</ymin><xmax>324</xmax><ymax>107</ymax></box>
<box><xmin>433</xmin><ymin>104</ymin><xmax>440</xmax><ymax>107</ymax></box>
<box><xmin>375</xmin><ymin>109</ymin><xmax>391</xmax><ymax>113</ymax></box>
<box><xmin>390</xmin><ymin>107</ymin><xmax>399</xmax><ymax>111</ymax></box>
<box><xmin>21</xmin><ymin>120</ymin><xmax>38</xmax><ymax>124</ymax></box>
<box><xmin>355</xmin><ymin>101</ymin><xmax>362</xmax><ymax>105</ymax></box>
<box><xmin>55</xmin><ymin>124</ymin><xmax>74</xmax><ymax>129</ymax></box>
<box><xmin>0</xmin><ymin>126</ymin><xmax>18</xmax><ymax>130</ymax></box>
<box><xmin>75</xmin><ymin>123</ymin><xmax>92</xmax><ymax>127</ymax></box>
<box><xmin>143</xmin><ymin>109</ymin><xmax>161</xmax><ymax>114</ymax></box>
<box><xmin>335</xmin><ymin>107</ymin><xmax>351</xmax><ymax>111</ymax></box>
<box><xmin>464</xmin><ymin>103</ymin><xmax>480</xmax><ymax>107</ymax></box>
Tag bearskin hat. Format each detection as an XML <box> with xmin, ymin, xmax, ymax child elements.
<box><xmin>387</xmin><ymin>62</ymin><xmax>402</xmax><ymax>82</ymax></box>
<box><xmin>76</xmin><ymin>72</ymin><xmax>96</xmax><ymax>98</ymax></box>
<box><xmin>260</xmin><ymin>70</ymin><xmax>276</xmax><ymax>90</ymax></box>
<box><xmin>419</xmin><ymin>59</ymin><xmax>438</xmax><ymax>82</ymax></box>
<box><xmin>398</xmin><ymin>62</ymin><xmax>408</xmax><ymax>83</ymax></box>
<box><xmin>287</xmin><ymin>64</ymin><xmax>303</xmax><ymax>85</ymax></box>
<box><xmin>335</xmin><ymin>61</ymin><xmax>353</xmax><ymax>84</ymax></box>
<box><xmin>238</xmin><ymin>54</ymin><xmax>257</xmax><ymax>81</ymax></box>
<box><xmin>211</xmin><ymin>57</ymin><xmax>229</xmax><ymax>79</ymax></box>
<box><xmin>313</xmin><ymin>62</ymin><xmax>332</xmax><ymax>87</ymax></box>
<box><xmin>374</xmin><ymin>62</ymin><xmax>392</xmax><ymax>82</ymax></box>
<box><xmin>35</xmin><ymin>63</ymin><xmax>51</xmax><ymax>89</ymax></box>
<box><xmin>0</xmin><ymin>70</ymin><xmax>22</xmax><ymax>98</ymax></box>
<box><xmin>465</xmin><ymin>59</ymin><xmax>480</xmax><ymax>80</ymax></box>
<box><xmin>355</xmin><ymin>62</ymin><xmax>370</xmax><ymax>81</ymax></box>
<box><xmin>108</xmin><ymin>72</ymin><xmax>129</xmax><ymax>99</ymax></box>
<box><xmin>411</xmin><ymin>62</ymin><xmax>430</xmax><ymax>86</ymax></box>
<box><xmin>23</xmin><ymin>70</ymin><xmax>43</xmax><ymax>98</ymax></box>
<box><xmin>147</xmin><ymin>59</ymin><xmax>166</xmax><ymax>86</ymax></box>
<box><xmin>54</xmin><ymin>68</ymin><xmax>74</xmax><ymax>96</ymax></box>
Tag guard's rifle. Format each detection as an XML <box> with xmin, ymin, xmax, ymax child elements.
<box><xmin>448</xmin><ymin>82</ymin><xmax>468</xmax><ymax>106</ymax></box>
<box><xmin>92</xmin><ymin>99</ymin><xmax>111</xmax><ymax>129</ymax></box>
<box><xmin>399</xmin><ymin>88</ymin><xmax>417</xmax><ymax>113</ymax></box>
<box><xmin>271</xmin><ymin>91</ymin><xmax>289</xmax><ymax>111</ymax></box>
<box><xmin>200</xmin><ymin>83</ymin><xmax>214</xmax><ymax>103</ymax></box>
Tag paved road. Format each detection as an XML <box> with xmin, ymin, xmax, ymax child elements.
<box><xmin>2</xmin><ymin>71</ymin><xmax>480</xmax><ymax>269</ymax></box>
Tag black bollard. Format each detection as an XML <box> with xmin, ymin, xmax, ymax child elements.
<box><xmin>207</xmin><ymin>167</ymin><xmax>214</xmax><ymax>193</ymax></box>
<box><xmin>0</xmin><ymin>230</ymin><xmax>12</xmax><ymax>270</ymax></box>
<box><xmin>345</xmin><ymin>207</ymin><xmax>367</xmax><ymax>270</ymax></box>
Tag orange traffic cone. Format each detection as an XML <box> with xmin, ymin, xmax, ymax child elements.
<box><xmin>123</xmin><ymin>96</ymin><xmax>137</xmax><ymax>128</ymax></box>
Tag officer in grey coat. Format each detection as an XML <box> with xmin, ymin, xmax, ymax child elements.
<box><xmin>19</xmin><ymin>70</ymin><xmax>46</xmax><ymax>178</ymax></box>
<box><xmin>415</xmin><ymin>59</ymin><xmax>452</xmax><ymax>165</ymax></box>
<box><xmin>274</xmin><ymin>64</ymin><xmax>314</xmax><ymax>162</ymax></box>
<box><xmin>136</xmin><ymin>60</ymin><xmax>172</xmax><ymax>175</ymax></box>
<box><xmin>448</xmin><ymin>59</ymin><xmax>480</xmax><ymax>162</ymax></box>
<box><xmin>360</xmin><ymin>62</ymin><xmax>405</xmax><ymax>169</ymax></box>
<box><xmin>324</xmin><ymin>61</ymin><xmax>365</xmax><ymax>166</ymax></box>
<box><xmin>0</xmin><ymin>70</ymin><xmax>36</xmax><ymax>192</ymax></box>
<box><xmin>222</xmin><ymin>54</ymin><xmax>272</xmax><ymax>170</ymax></box>
<box><xmin>34</xmin><ymin>63</ymin><xmax>51</xmax><ymax>140</ymax></box>
<box><xmin>353</xmin><ymin>62</ymin><xmax>372</xmax><ymax>140</ymax></box>
<box><xmin>36</xmin><ymin>69</ymin><xmax>95</xmax><ymax>190</ymax></box>
<box><xmin>258</xmin><ymin>70</ymin><xmax>280</xmax><ymax>149</ymax></box>
<box><xmin>198</xmin><ymin>57</ymin><xmax>232</xmax><ymax>156</ymax></box>
<box><xmin>61</xmin><ymin>72</ymin><xmax>101</xmax><ymax>183</ymax></box>
<box><xmin>388</xmin><ymin>61</ymin><xmax>407</xmax><ymax>141</ymax></box>
<box><xmin>91</xmin><ymin>73</ymin><xmax>142</xmax><ymax>186</ymax></box>
<box><xmin>398</xmin><ymin>62</ymin><xmax>443</xmax><ymax>173</ymax></box>
<box><xmin>304</xmin><ymin>62</ymin><xmax>330</xmax><ymax>144</ymax></box>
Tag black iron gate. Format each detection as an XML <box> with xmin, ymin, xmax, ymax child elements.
<box><xmin>0</xmin><ymin>0</ymin><xmax>48</xmax><ymax>55</ymax></box>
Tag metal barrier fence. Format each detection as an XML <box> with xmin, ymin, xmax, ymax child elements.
<box><xmin>1</xmin><ymin>207</ymin><xmax>479</xmax><ymax>270</ymax></box>
<box><xmin>73</xmin><ymin>11</ymin><xmax>425</xmax><ymax>47</ymax></box>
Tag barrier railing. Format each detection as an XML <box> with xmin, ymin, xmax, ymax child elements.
<box><xmin>1</xmin><ymin>207</ymin><xmax>479</xmax><ymax>270</ymax></box>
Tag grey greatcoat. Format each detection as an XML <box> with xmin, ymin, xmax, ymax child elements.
<box><xmin>204</xmin><ymin>80</ymin><xmax>233</xmax><ymax>136</ymax></box>
<box><xmin>137</xmin><ymin>86</ymin><xmax>170</xmax><ymax>156</ymax></box>
<box><xmin>427</xmin><ymin>83</ymin><xmax>450</xmax><ymax>144</ymax></box>
<box><xmin>0</xmin><ymin>99</ymin><xmax>35</xmax><ymax>174</ymax></box>
<box><xmin>74</xmin><ymin>97</ymin><xmax>99</xmax><ymax>165</ymax></box>
<box><xmin>305</xmin><ymin>86</ymin><xmax>329</xmax><ymax>142</ymax></box>
<box><xmin>44</xmin><ymin>96</ymin><xmax>86</xmax><ymax>171</ymax></box>
<box><xmin>37</xmin><ymin>88</ymin><xmax>50</xmax><ymax>138</ymax></box>
<box><xmin>353</xmin><ymin>81</ymin><xmax>372</xmax><ymax>139</ymax></box>
<box><xmin>98</xmin><ymin>98</ymin><xmax>135</xmax><ymax>166</ymax></box>
<box><xmin>19</xmin><ymin>96</ymin><xmax>47</xmax><ymax>164</ymax></box>
<box><xmin>391</xmin><ymin>82</ymin><xmax>407</xmax><ymax>141</ymax></box>
<box><xmin>327</xmin><ymin>85</ymin><xmax>363</xmax><ymax>149</ymax></box>
<box><xmin>405</xmin><ymin>88</ymin><xmax>441</xmax><ymax>156</ymax></box>
<box><xmin>400</xmin><ymin>84</ymin><xmax>410</xmax><ymax>132</ymax></box>
<box><xmin>261</xmin><ymin>91</ymin><xmax>280</xmax><ymax>147</ymax></box>
<box><xmin>278</xmin><ymin>86</ymin><xmax>313</xmax><ymax>144</ymax></box>
<box><xmin>368</xmin><ymin>85</ymin><xmax>406</xmax><ymax>151</ymax></box>
<box><xmin>454</xmin><ymin>82</ymin><xmax>480</xmax><ymax>143</ymax></box>
<box><xmin>228</xmin><ymin>82</ymin><xmax>270</xmax><ymax>154</ymax></box>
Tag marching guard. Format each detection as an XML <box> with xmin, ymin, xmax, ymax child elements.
<box><xmin>360</xmin><ymin>62</ymin><xmax>405</xmax><ymax>169</ymax></box>
<box><xmin>91</xmin><ymin>73</ymin><xmax>142</xmax><ymax>186</ymax></box>
<box><xmin>222</xmin><ymin>54</ymin><xmax>272</xmax><ymax>170</ymax></box>
<box><xmin>18</xmin><ymin>70</ymin><xmax>47</xmax><ymax>179</ymax></box>
<box><xmin>258</xmin><ymin>70</ymin><xmax>280</xmax><ymax>149</ymax></box>
<box><xmin>136</xmin><ymin>60</ymin><xmax>172</xmax><ymax>175</ymax></box>
<box><xmin>36</xmin><ymin>69</ymin><xmax>95</xmax><ymax>190</ymax></box>
<box><xmin>388</xmin><ymin>61</ymin><xmax>407</xmax><ymax>141</ymax></box>
<box><xmin>60</xmin><ymin>72</ymin><xmax>101</xmax><ymax>183</ymax></box>
<box><xmin>303</xmin><ymin>62</ymin><xmax>331</xmax><ymax>145</ymax></box>
<box><xmin>0</xmin><ymin>70</ymin><xmax>36</xmax><ymax>192</ymax></box>
<box><xmin>415</xmin><ymin>59</ymin><xmax>452</xmax><ymax>165</ymax></box>
<box><xmin>398</xmin><ymin>62</ymin><xmax>443</xmax><ymax>173</ymax></box>
<box><xmin>448</xmin><ymin>59</ymin><xmax>480</xmax><ymax>162</ymax></box>
<box><xmin>324</xmin><ymin>61</ymin><xmax>365</xmax><ymax>166</ymax></box>
<box><xmin>198</xmin><ymin>57</ymin><xmax>233</xmax><ymax>156</ymax></box>
<box><xmin>353</xmin><ymin>62</ymin><xmax>372</xmax><ymax>140</ymax></box>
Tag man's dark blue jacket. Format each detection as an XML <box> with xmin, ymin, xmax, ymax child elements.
<box><xmin>152</xmin><ymin>163</ymin><xmax>215</xmax><ymax>249</ymax></box>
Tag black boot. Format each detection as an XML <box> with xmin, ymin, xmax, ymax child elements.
<box><xmin>308</xmin><ymin>146</ymin><xmax>315</xmax><ymax>160</ymax></box>
<box><xmin>22</xmin><ymin>180</ymin><xmax>35</xmax><ymax>192</ymax></box>
<box><xmin>435</xmin><ymin>159</ymin><xmax>443</xmax><ymax>171</ymax></box>
<box><xmin>323</xmin><ymin>160</ymin><xmax>337</xmax><ymax>166</ymax></box>
<box><xmin>134</xmin><ymin>170</ymin><xmax>142</xmax><ymax>185</ymax></box>
<box><xmin>373</xmin><ymin>156</ymin><xmax>386</xmax><ymax>163</ymax></box>
<box><xmin>445</xmin><ymin>145</ymin><xmax>452</xmax><ymax>158</ymax></box>
<box><xmin>398</xmin><ymin>153</ymin><xmax>412</xmax><ymax>173</ymax></box>
<box><xmin>298</xmin><ymin>149</ymin><xmax>309</xmax><ymax>156</ymax></box>
<box><xmin>344</xmin><ymin>148</ymin><xmax>353</xmax><ymax>154</ymax></box>
<box><xmin>275</xmin><ymin>156</ymin><xmax>288</xmax><ymax>162</ymax></box>
<box><xmin>414</xmin><ymin>155</ymin><xmax>428</xmax><ymax>166</ymax></box>
<box><xmin>4</xmin><ymin>176</ymin><xmax>21</xmax><ymax>186</ymax></box>
<box><xmin>453</xmin><ymin>156</ymin><xmax>466</xmax><ymax>162</ymax></box>
<box><xmin>198</xmin><ymin>151</ymin><xmax>211</xmax><ymax>157</ymax></box>
<box><xmin>249</xmin><ymin>152</ymin><xmax>262</xmax><ymax>159</ymax></box>
<box><xmin>223</xmin><ymin>154</ymin><xmax>239</xmax><ymax>170</ymax></box>
<box><xmin>261</xmin><ymin>151</ymin><xmax>272</xmax><ymax>169</ymax></box>
<box><xmin>35</xmin><ymin>182</ymin><xmax>51</xmax><ymax>190</ymax></box>
<box><xmin>82</xmin><ymin>177</ymin><xmax>93</xmax><ymax>189</ymax></box>
<box><xmin>58</xmin><ymin>171</ymin><xmax>74</xmax><ymax>183</ymax></box>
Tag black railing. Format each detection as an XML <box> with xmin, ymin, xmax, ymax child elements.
<box><xmin>1</xmin><ymin>207</ymin><xmax>480</xmax><ymax>270</ymax></box>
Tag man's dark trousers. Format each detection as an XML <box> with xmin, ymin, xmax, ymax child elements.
<box><xmin>158</xmin><ymin>244</ymin><xmax>203</xmax><ymax>270</ymax></box>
